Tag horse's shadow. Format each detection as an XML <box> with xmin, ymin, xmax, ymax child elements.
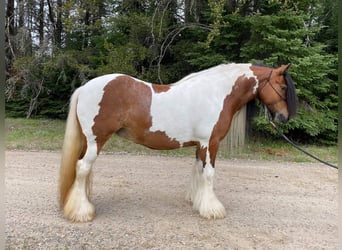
<box><xmin>92</xmin><ymin>184</ymin><xmax>193</xmax><ymax>220</ymax></box>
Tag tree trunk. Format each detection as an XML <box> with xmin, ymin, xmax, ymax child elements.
<box><xmin>18</xmin><ymin>0</ymin><xmax>24</xmax><ymax>28</ymax></box>
<box><xmin>55</xmin><ymin>0</ymin><xmax>62</xmax><ymax>47</ymax></box>
<box><xmin>5</xmin><ymin>0</ymin><xmax>15</xmax><ymax>75</ymax></box>
<box><xmin>6</xmin><ymin>0</ymin><xmax>15</xmax><ymax>35</ymax></box>
<box><xmin>184</xmin><ymin>0</ymin><xmax>207</xmax><ymax>23</ymax></box>
<box><xmin>39</xmin><ymin>0</ymin><xmax>45</xmax><ymax>46</ymax></box>
<box><xmin>47</xmin><ymin>0</ymin><xmax>62</xmax><ymax>48</ymax></box>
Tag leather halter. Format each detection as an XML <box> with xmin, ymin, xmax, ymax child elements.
<box><xmin>258</xmin><ymin>69</ymin><xmax>286</xmax><ymax>106</ymax></box>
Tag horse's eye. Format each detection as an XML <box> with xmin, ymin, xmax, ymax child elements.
<box><xmin>280</xmin><ymin>85</ymin><xmax>287</xmax><ymax>91</ymax></box>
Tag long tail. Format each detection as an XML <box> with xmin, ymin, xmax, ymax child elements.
<box><xmin>59</xmin><ymin>89</ymin><xmax>84</xmax><ymax>207</ymax></box>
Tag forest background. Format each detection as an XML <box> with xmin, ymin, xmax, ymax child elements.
<box><xmin>5</xmin><ymin>0</ymin><xmax>338</xmax><ymax>145</ymax></box>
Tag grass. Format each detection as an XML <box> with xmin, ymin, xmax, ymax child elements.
<box><xmin>5</xmin><ymin>118</ymin><xmax>337</xmax><ymax>164</ymax></box>
<box><xmin>5</xmin><ymin>118</ymin><xmax>66</xmax><ymax>151</ymax></box>
<box><xmin>222</xmin><ymin>138</ymin><xmax>338</xmax><ymax>164</ymax></box>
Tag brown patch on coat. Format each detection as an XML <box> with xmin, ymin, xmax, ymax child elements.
<box><xmin>249</xmin><ymin>65</ymin><xmax>271</xmax><ymax>83</ymax></box>
<box><xmin>151</xmin><ymin>84</ymin><xmax>171</xmax><ymax>93</ymax></box>
<box><xmin>91</xmin><ymin>76</ymin><xmax>181</xmax><ymax>153</ymax></box>
<box><xmin>79</xmin><ymin>132</ymin><xmax>88</xmax><ymax>159</ymax></box>
<box><xmin>208</xmin><ymin>74</ymin><xmax>257</xmax><ymax>165</ymax></box>
<box><xmin>75</xmin><ymin>108</ymin><xmax>88</xmax><ymax>159</ymax></box>
<box><xmin>196</xmin><ymin>145</ymin><xmax>208</xmax><ymax>167</ymax></box>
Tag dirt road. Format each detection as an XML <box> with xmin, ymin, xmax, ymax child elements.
<box><xmin>5</xmin><ymin>151</ymin><xmax>337</xmax><ymax>249</ymax></box>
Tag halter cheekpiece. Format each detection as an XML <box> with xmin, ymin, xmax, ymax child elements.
<box><xmin>258</xmin><ymin>69</ymin><xmax>287</xmax><ymax>106</ymax></box>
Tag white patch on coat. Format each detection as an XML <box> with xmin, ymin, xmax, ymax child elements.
<box><xmin>253</xmin><ymin>79</ymin><xmax>259</xmax><ymax>94</ymax></box>
<box><xmin>149</xmin><ymin>63</ymin><xmax>255</xmax><ymax>145</ymax></box>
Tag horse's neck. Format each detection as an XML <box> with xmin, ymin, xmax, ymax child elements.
<box><xmin>223</xmin><ymin>73</ymin><xmax>259</xmax><ymax>113</ymax></box>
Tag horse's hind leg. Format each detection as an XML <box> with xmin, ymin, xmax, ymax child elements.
<box><xmin>186</xmin><ymin>148</ymin><xmax>203</xmax><ymax>203</ymax></box>
<box><xmin>63</xmin><ymin>143</ymin><xmax>97</xmax><ymax>222</ymax></box>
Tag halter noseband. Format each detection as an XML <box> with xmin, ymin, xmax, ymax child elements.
<box><xmin>258</xmin><ymin>69</ymin><xmax>286</xmax><ymax>106</ymax></box>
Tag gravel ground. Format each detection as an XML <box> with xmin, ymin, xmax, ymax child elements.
<box><xmin>5</xmin><ymin>151</ymin><xmax>337</xmax><ymax>249</ymax></box>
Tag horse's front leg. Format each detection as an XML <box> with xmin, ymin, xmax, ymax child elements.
<box><xmin>189</xmin><ymin>144</ymin><xmax>226</xmax><ymax>219</ymax></box>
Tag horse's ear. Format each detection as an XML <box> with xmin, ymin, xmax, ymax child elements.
<box><xmin>276</xmin><ymin>64</ymin><xmax>291</xmax><ymax>75</ymax></box>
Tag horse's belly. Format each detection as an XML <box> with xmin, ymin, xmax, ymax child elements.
<box><xmin>149</xmin><ymin>86</ymin><xmax>225</xmax><ymax>147</ymax></box>
<box><xmin>149</xmin><ymin>107</ymin><xmax>221</xmax><ymax>147</ymax></box>
<box><xmin>117</xmin><ymin>127</ymin><xmax>196</xmax><ymax>150</ymax></box>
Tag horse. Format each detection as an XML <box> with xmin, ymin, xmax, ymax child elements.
<box><xmin>59</xmin><ymin>63</ymin><xmax>297</xmax><ymax>222</ymax></box>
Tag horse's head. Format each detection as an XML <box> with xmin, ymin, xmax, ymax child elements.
<box><xmin>257</xmin><ymin>64</ymin><xmax>297</xmax><ymax>123</ymax></box>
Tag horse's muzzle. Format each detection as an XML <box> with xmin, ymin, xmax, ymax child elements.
<box><xmin>273</xmin><ymin>113</ymin><xmax>288</xmax><ymax>123</ymax></box>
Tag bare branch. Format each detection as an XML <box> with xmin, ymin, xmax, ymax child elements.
<box><xmin>6</xmin><ymin>17</ymin><xmax>16</xmax><ymax>62</ymax></box>
<box><xmin>26</xmin><ymin>79</ymin><xmax>44</xmax><ymax>118</ymax></box>
<box><xmin>156</xmin><ymin>23</ymin><xmax>211</xmax><ymax>83</ymax></box>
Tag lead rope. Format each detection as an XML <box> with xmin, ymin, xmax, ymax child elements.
<box><xmin>267</xmin><ymin>114</ymin><xmax>338</xmax><ymax>170</ymax></box>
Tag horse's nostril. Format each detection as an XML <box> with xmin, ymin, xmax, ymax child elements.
<box><xmin>277</xmin><ymin>114</ymin><xmax>288</xmax><ymax>123</ymax></box>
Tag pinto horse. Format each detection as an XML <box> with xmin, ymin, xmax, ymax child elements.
<box><xmin>59</xmin><ymin>63</ymin><xmax>297</xmax><ymax>222</ymax></box>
